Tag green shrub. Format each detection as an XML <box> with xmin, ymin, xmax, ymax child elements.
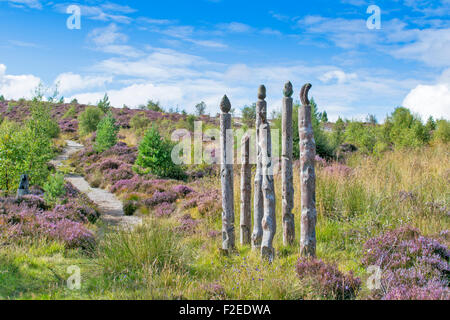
<box><xmin>146</xmin><ymin>100</ymin><xmax>164</xmax><ymax>112</ymax></box>
<box><xmin>0</xmin><ymin>95</ymin><xmax>5</xmax><ymax>102</ymax></box>
<box><xmin>43</xmin><ymin>173</ymin><xmax>66</xmax><ymax>204</ymax></box>
<box><xmin>78</xmin><ymin>106</ymin><xmax>104</xmax><ymax>136</ymax></box>
<box><xmin>433</xmin><ymin>120</ymin><xmax>450</xmax><ymax>144</ymax></box>
<box><xmin>136</xmin><ymin>127</ymin><xmax>186</xmax><ymax>180</ymax></box>
<box><xmin>123</xmin><ymin>200</ymin><xmax>138</xmax><ymax>216</ymax></box>
<box><xmin>97</xmin><ymin>93</ymin><xmax>111</xmax><ymax>114</ymax></box>
<box><xmin>130</xmin><ymin>113</ymin><xmax>150</xmax><ymax>131</ymax></box>
<box><xmin>63</xmin><ymin>105</ymin><xmax>77</xmax><ymax>119</ymax></box>
<box><xmin>94</xmin><ymin>113</ymin><xmax>119</xmax><ymax>153</ymax></box>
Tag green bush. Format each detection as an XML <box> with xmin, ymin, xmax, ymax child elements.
<box><xmin>63</xmin><ymin>105</ymin><xmax>77</xmax><ymax>119</ymax></box>
<box><xmin>136</xmin><ymin>127</ymin><xmax>186</xmax><ymax>180</ymax></box>
<box><xmin>94</xmin><ymin>113</ymin><xmax>119</xmax><ymax>153</ymax></box>
<box><xmin>78</xmin><ymin>106</ymin><xmax>104</xmax><ymax>136</ymax></box>
<box><xmin>123</xmin><ymin>200</ymin><xmax>138</xmax><ymax>216</ymax></box>
<box><xmin>43</xmin><ymin>173</ymin><xmax>66</xmax><ymax>204</ymax></box>
<box><xmin>434</xmin><ymin>120</ymin><xmax>450</xmax><ymax>144</ymax></box>
<box><xmin>97</xmin><ymin>93</ymin><xmax>111</xmax><ymax>114</ymax></box>
<box><xmin>130</xmin><ymin>113</ymin><xmax>150</xmax><ymax>131</ymax></box>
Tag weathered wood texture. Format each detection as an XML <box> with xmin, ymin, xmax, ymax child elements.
<box><xmin>282</xmin><ymin>81</ymin><xmax>295</xmax><ymax>246</ymax></box>
<box><xmin>298</xmin><ymin>84</ymin><xmax>317</xmax><ymax>257</ymax></box>
<box><xmin>260</xmin><ymin>111</ymin><xmax>276</xmax><ymax>262</ymax></box>
<box><xmin>240</xmin><ymin>134</ymin><xmax>252</xmax><ymax>245</ymax></box>
<box><xmin>252</xmin><ymin>85</ymin><xmax>267</xmax><ymax>249</ymax></box>
<box><xmin>220</xmin><ymin>95</ymin><xmax>235</xmax><ymax>251</ymax></box>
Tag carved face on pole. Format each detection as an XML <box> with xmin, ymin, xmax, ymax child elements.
<box><xmin>283</xmin><ymin>81</ymin><xmax>293</xmax><ymax>98</ymax></box>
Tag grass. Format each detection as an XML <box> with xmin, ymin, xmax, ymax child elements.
<box><xmin>0</xmin><ymin>143</ymin><xmax>448</xmax><ymax>300</ymax></box>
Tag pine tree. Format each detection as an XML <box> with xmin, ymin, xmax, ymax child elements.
<box><xmin>136</xmin><ymin>126</ymin><xmax>186</xmax><ymax>180</ymax></box>
<box><xmin>94</xmin><ymin>113</ymin><xmax>119</xmax><ymax>153</ymax></box>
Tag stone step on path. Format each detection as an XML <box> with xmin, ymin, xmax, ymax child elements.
<box><xmin>54</xmin><ymin>140</ymin><xmax>142</xmax><ymax>230</ymax></box>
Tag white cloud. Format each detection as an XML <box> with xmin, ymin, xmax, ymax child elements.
<box><xmin>320</xmin><ymin>70</ymin><xmax>358</xmax><ymax>84</ymax></box>
<box><xmin>0</xmin><ymin>64</ymin><xmax>41</xmax><ymax>99</ymax></box>
<box><xmin>55</xmin><ymin>73</ymin><xmax>113</xmax><ymax>94</ymax></box>
<box><xmin>0</xmin><ymin>0</ymin><xmax>42</xmax><ymax>9</ymax></box>
<box><xmin>403</xmin><ymin>82</ymin><xmax>450</xmax><ymax>120</ymax></box>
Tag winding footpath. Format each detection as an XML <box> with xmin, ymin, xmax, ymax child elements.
<box><xmin>51</xmin><ymin>140</ymin><xmax>142</xmax><ymax>230</ymax></box>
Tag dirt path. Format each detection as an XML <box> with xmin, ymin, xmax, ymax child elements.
<box><xmin>54</xmin><ymin>140</ymin><xmax>142</xmax><ymax>230</ymax></box>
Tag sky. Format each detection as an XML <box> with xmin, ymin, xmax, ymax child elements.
<box><xmin>0</xmin><ymin>0</ymin><xmax>449</xmax><ymax>122</ymax></box>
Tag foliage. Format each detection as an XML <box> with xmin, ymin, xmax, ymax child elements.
<box><xmin>273</xmin><ymin>98</ymin><xmax>333</xmax><ymax>158</ymax></box>
<box><xmin>78</xmin><ymin>106</ymin><xmax>104</xmax><ymax>136</ymax></box>
<box><xmin>43</xmin><ymin>173</ymin><xmax>66</xmax><ymax>204</ymax></box>
<box><xmin>135</xmin><ymin>127</ymin><xmax>186</xmax><ymax>180</ymax></box>
<box><xmin>94</xmin><ymin>113</ymin><xmax>119</xmax><ymax>153</ymax></box>
<box><xmin>130</xmin><ymin>112</ymin><xmax>150</xmax><ymax>131</ymax></box>
<box><xmin>241</xmin><ymin>104</ymin><xmax>256</xmax><ymax>128</ymax></box>
<box><xmin>62</xmin><ymin>105</ymin><xmax>77</xmax><ymax>119</ymax></box>
<box><xmin>433</xmin><ymin>120</ymin><xmax>450</xmax><ymax>144</ymax></box>
<box><xmin>382</xmin><ymin>107</ymin><xmax>430</xmax><ymax>148</ymax></box>
<box><xmin>362</xmin><ymin>227</ymin><xmax>449</xmax><ymax>300</ymax></box>
<box><xmin>195</xmin><ymin>101</ymin><xmax>207</xmax><ymax>116</ymax></box>
<box><xmin>97</xmin><ymin>93</ymin><xmax>111</xmax><ymax>114</ymax></box>
<box><xmin>146</xmin><ymin>100</ymin><xmax>164</xmax><ymax>112</ymax></box>
<box><xmin>296</xmin><ymin>258</ymin><xmax>361</xmax><ymax>300</ymax></box>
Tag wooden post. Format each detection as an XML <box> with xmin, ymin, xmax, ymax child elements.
<box><xmin>298</xmin><ymin>84</ymin><xmax>317</xmax><ymax>257</ymax></box>
<box><xmin>240</xmin><ymin>134</ymin><xmax>251</xmax><ymax>245</ymax></box>
<box><xmin>252</xmin><ymin>85</ymin><xmax>266</xmax><ymax>249</ymax></box>
<box><xmin>282</xmin><ymin>81</ymin><xmax>295</xmax><ymax>246</ymax></box>
<box><xmin>260</xmin><ymin>110</ymin><xmax>276</xmax><ymax>262</ymax></box>
<box><xmin>220</xmin><ymin>95</ymin><xmax>235</xmax><ymax>251</ymax></box>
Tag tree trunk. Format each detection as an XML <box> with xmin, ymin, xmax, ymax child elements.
<box><xmin>260</xmin><ymin>114</ymin><xmax>276</xmax><ymax>262</ymax></box>
<box><xmin>220</xmin><ymin>95</ymin><xmax>235</xmax><ymax>251</ymax></box>
<box><xmin>282</xmin><ymin>82</ymin><xmax>295</xmax><ymax>246</ymax></box>
<box><xmin>252</xmin><ymin>85</ymin><xmax>267</xmax><ymax>249</ymax></box>
<box><xmin>298</xmin><ymin>84</ymin><xmax>317</xmax><ymax>257</ymax></box>
<box><xmin>240</xmin><ymin>134</ymin><xmax>252</xmax><ymax>245</ymax></box>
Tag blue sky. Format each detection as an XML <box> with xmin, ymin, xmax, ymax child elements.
<box><xmin>0</xmin><ymin>0</ymin><xmax>449</xmax><ymax>121</ymax></box>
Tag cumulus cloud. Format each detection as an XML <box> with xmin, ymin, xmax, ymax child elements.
<box><xmin>0</xmin><ymin>64</ymin><xmax>41</xmax><ymax>99</ymax></box>
<box><xmin>403</xmin><ymin>81</ymin><xmax>450</xmax><ymax>120</ymax></box>
<box><xmin>54</xmin><ymin>73</ymin><xmax>113</xmax><ymax>94</ymax></box>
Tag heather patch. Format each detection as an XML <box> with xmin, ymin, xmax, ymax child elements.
<box><xmin>361</xmin><ymin>227</ymin><xmax>449</xmax><ymax>300</ymax></box>
<box><xmin>296</xmin><ymin>258</ymin><xmax>361</xmax><ymax>300</ymax></box>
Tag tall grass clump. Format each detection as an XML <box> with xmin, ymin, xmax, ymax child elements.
<box><xmin>97</xmin><ymin>219</ymin><xmax>191</xmax><ymax>279</ymax></box>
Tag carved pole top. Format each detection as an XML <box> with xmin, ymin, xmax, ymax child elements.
<box><xmin>284</xmin><ymin>81</ymin><xmax>293</xmax><ymax>98</ymax></box>
<box><xmin>258</xmin><ymin>85</ymin><xmax>266</xmax><ymax>100</ymax></box>
<box><xmin>300</xmin><ymin>83</ymin><xmax>312</xmax><ymax>106</ymax></box>
<box><xmin>220</xmin><ymin>95</ymin><xmax>231</xmax><ymax>113</ymax></box>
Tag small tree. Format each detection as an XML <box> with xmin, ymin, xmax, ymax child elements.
<box><xmin>97</xmin><ymin>93</ymin><xmax>111</xmax><ymax>114</ymax></box>
<box><xmin>147</xmin><ymin>100</ymin><xmax>164</xmax><ymax>112</ymax></box>
<box><xmin>43</xmin><ymin>172</ymin><xmax>66</xmax><ymax>204</ymax></box>
<box><xmin>434</xmin><ymin>120</ymin><xmax>450</xmax><ymax>144</ymax></box>
<box><xmin>0</xmin><ymin>95</ymin><xmax>5</xmax><ymax>102</ymax></box>
<box><xmin>94</xmin><ymin>113</ymin><xmax>119</xmax><ymax>153</ymax></box>
<box><xmin>78</xmin><ymin>106</ymin><xmax>104</xmax><ymax>136</ymax></box>
<box><xmin>136</xmin><ymin>126</ymin><xmax>186</xmax><ymax>180</ymax></box>
<box><xmin>241</xmin><ymin>104</ymin><xmax>256</xmax><ymax>128</ymax></box>
<box><xmin>195</xmin><ymin>102</ymin><xmax>207</xmax><ymax>116</ymax></box>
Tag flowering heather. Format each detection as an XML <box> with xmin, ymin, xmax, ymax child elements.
<box><xmin>182</xmin><ymin>189</ymin><xmax>221</xmax><ymax>217</ymax></box>
<box><xmin>172</xmin><ymin>185</ymin><xmax>195</xmax><ymax>196</ymax></box>
<box><xmin>201</xmin><ymin>282</ymin><xmax>226</xmax><ymax>299</ymax></box>
<box><xmin>296</xmin><ymin>258</ymin><xmax>361</xmax><ymax>300</ymax></box>
<box><xmin>315</xmin><ymin>155</ymin><xmax>327</xmax><ymax>167</ymax></box>
<box><xmin>207</xmin><ymin>230</ymin><xmax>221</xmax><ymax>238</ymax></box>
<box><xmin>362</xmin><ymin>227</ymin><xmax>449</xmax><ymax>300</ymax></box>
<box><xmin>322</xmin><ymin>163</ymin><xmax>353</xmax><ymax>177</ymax></box>
<box><xmin>155</xmin><ymin>202</ymin><xmax>176</xmax><ymax>217</ymax></box>
<box><xmin>175</xmin><ymin>214</ymin><xmax>200</xmax><ymax>234</ymax></box>
<box><xmin>52</xmin><ymin>201</ymin><xmax>99</xmax><ymax>223</ymax></box>
<box><xmin>145</xmin><ymin>191</ymin><xmax>178</xmax><ymax>207</ymax></box>
<box><xmin>58</xmin><ymin>119</ymin><xmax>78</xmax><ymax>133</ymax></box>
<box><xmin>0</xmin><ymin>202</ymin><xmax>95</xmax><ymax>249</ymax></box>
